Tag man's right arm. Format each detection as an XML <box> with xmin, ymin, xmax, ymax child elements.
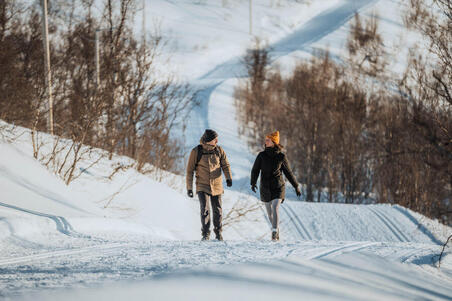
<box><xmin>186</xmin><ymin>148</ymin><xmax>197</xmax><ymax>192</ymax></box>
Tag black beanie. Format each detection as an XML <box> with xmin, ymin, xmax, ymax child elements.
<box><xmin>202</xmin><ymin>129</ymin><xmax>218</xmax><ymax>143</ymax></box>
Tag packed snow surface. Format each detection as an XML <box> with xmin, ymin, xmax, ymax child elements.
<box><xmin>1</xmin><ymin>0</ymin><xmax>451</xmax><ymax>300</ymax></box>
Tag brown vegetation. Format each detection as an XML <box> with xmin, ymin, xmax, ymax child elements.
<box><xmin>0</xmin><ymin>0</ymin><xmax>192</xmax><ymax>182</ymax></box>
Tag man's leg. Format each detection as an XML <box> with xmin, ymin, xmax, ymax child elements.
<box><xmin>211</xmin><ymin>194</ymin><xmax>223</xmax><ymax>240</ymax></box>
<box><xmin>198</xmin><ymin>192</ymin><xmax>211</xmax><ymax>239</ymax></box>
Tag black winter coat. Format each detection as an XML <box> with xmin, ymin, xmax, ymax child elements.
<box><xmin>250</xmin><ymin>147</ymin><xmax>299</xmax><ymax>202</ymax></box>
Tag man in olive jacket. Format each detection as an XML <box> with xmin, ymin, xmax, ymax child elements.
<box><xmin>186</xmin><ymin>129</ymin><xmax>232</xmax><ymax>241</ymax></box>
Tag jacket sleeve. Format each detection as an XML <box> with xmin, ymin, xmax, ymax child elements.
<box><xmin>186</xmin><ymin>148</ymin><xmax>197</xmax><ymax>191</ymax></box>
<box><xmin>219</xmin><ymin>147</ymin><xmax>232</xmax><ymax>181</ymax></box>
<box><xmin>250</xmin><ymin>153</ymin><xmax>262</xmax><ymax>186</ymax></box>
<box><xmin>281</xmin><ymin>154</ymin><xmax>298</xmax><ymax>189</ymax></box>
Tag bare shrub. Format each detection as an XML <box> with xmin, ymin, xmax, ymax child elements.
<box><xmin>347</xmin><ymin>13</ymin><xmax>387</xmax><ymax>77</ymax></box>
<box><xmin>438</xmin><ymin>234</ymin><xmax>452</xmax><ymax>268</ymax></box>
<box><xmin>223</xmin><ymin>198</ymin><xmax>262</xmax><ymax>229</ymax></box>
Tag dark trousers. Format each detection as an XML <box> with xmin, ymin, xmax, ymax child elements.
<box><xmin>197</xmin><ymin>192</ymin><xmax>222</xmax><ymax>235</ymax></box>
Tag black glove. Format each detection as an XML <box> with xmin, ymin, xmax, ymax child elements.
<box><xmin>226</xmin><ymin>179</ymin><xmax>232</xmax><ymax>187</ymax></box>
<box><xmin>251</xmin><ymin>184</ymin><xmax>257</xmax><ymax>193</ymax></box>
<box><xmin>295</xmin><ymin>186</ymin><xmax>301</xmax><ymax>197</ymax></box>
<box><xmin>187</xmin><ymin>190</ymin><xmax>194</xmax><ymax>198</ymax></box>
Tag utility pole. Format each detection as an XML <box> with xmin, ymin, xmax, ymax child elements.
<box><xmin>249</xmin><ymin>0</ymin><xmax>253</xmax><ymax>35</ymax></box>
<box><xmin>41</xmin><ymin>0</ymin><xmax>54</xmax><ymax>135</ymax></box>
<box><xmin>95</xmin><ymin>29</ymin><xmax>100</xmax><ymax>87</ymax></box>
<box><xmin>142</xmin><ymin>0</ymin><xmax>146</xmax><ymax>44</ymax></box>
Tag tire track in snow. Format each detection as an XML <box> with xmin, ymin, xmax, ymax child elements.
<box><xmin>368</xmin><ymin>207</ymin><xmax>410</xmax><ymax>242</ymax></box>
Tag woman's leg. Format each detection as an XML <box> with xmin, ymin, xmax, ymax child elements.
<box><xmin>265</xmin><ymin>201</ymin><xmax>273</xmax><ymax>226</ymax></box>
<box><xmin>271</xmin><ymin>199</ymin><xmax>282</xmax><ymax>231</ymax></box>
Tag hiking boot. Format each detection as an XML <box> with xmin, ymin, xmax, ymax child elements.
<box><xmin>215</xmin><ymin>232</ymin><xmax>223</xmax><ymax>241</ymax></box>
<box><xmin>202</xmin><ymin>231</ymin><xmax>210</xmax><ymax>241</ymax></box>
<box><xmin>271</xmin><ymin>230</ymin><xmax>279</xmax><ymax>241</ymax></box>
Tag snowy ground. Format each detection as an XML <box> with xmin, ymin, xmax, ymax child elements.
<box><xmin>1</xmin><ymin>0</ymin><xmax>452</xmax><ymax>300</ymax></box>
<box><xmin>1</xmin><ymin>123</ymin><xmax>451</xmax><ymax>301</ymax></box>
<box><xmin>3</xmin><ymin>242</ymin><xmax>452</xmax><ymax>300</ymax></box>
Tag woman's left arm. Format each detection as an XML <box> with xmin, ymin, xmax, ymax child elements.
<box><xmin>281</xmin><ymin>154</ymin><xmax>299</xmax><ymax>189</ymax></box>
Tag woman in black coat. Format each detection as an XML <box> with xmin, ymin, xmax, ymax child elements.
<box><xmin>250</xmin><ymin>131</ymin><xmax>301</xmax><ymax>241</ymax></box>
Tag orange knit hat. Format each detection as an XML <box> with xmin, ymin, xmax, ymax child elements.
<box><xmin>266</xmin><ymin>131</ymin><xmax>280</xmax><ymax>145</ymax></box>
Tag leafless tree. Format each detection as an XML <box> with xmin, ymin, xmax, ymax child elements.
<box><xmin>0</xmin><ymin>0</ymin><xmax>193</xmax><ymax>183</ymax></box>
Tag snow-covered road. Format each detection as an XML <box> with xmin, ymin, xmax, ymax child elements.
<box><xmin>1</xmin><ymin>239</ymin><xmax>450</xmax><ymax>299</ymax></box>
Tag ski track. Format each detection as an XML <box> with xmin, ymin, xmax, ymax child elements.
<box><xmin>285</xmin><ymin>202</ymin><xmax>313</xmax><ymax>240</ymax></box>
<box><xmin>0</xmin><ymin>243</ymin><xmax>130</xmax><ymax>267</ymax></box>
<box><xmin>0</xmin><ymin>241</ymin><xmax>312</xmax><ymax>296</ymax></box>
<box><xmin>393</xmin><ymin>206</ymin><xmax>444</xmax><ymax>245</ymax></box>
<box><xmin>0</xmin><ymin>201</ymin><xmax>92</xmax><ymax>240</ymax></box>
<box><xmin>1</xmin><ymin>237</ymin><xmax>449</xmax><ymax>297</ymax></box>
<box><xmin>280</xmin><ymin>205</ymin><xmax>306</xmax><ymax>240</ymax></box>
<box><xmin>308</xmin><ymin>242</ymin><xmax>381</xmax><ymax>260</ymax></box>
<box><xmin>368</xmin><ymin>207</ymin><xmax>411</xmax><ymax>243</ymax></box>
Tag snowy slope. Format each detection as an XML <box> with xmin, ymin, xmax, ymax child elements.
<box><xmin>0</xmin><ymin>136</ymin><xmax>200</xmax><ymax>243</ymax></box>
<box><xmin>0</xmin><ymin>142</ymin><xmax>94</xmax><ymax>217</ymax></box>
<box><xmin>141</xmin><ymin>0</ymin><xmax>342</xmax><ymax>81</ymax></box>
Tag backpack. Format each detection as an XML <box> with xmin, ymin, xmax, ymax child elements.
<box><xmin>194</xmin><ymin>144</ymin><xmax>221</xmax><ymax>169</ymax></box>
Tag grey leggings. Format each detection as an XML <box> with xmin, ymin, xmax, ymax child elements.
<box><xmin>265</xmin><ymin>199</ymin><xmax>282</xmax><ymax>231</ymax></box>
